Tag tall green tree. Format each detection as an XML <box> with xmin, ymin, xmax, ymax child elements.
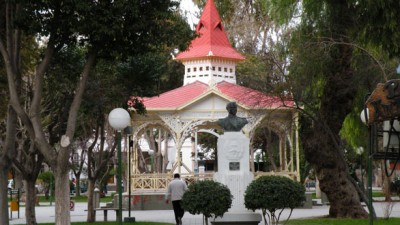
<box><xmin>193</xmin><ymin>0</ymin><xmax>400</xmax><ymax>219</ymax></box>
<box><xmin>274</xmin><ymin>0</ymin><xmax>400</xmax><ymax>218</ymax></box>
<box><xmin>0</xmin><ymin>1</ymin><xmax>193</xmax><ymax>225</ymax></box>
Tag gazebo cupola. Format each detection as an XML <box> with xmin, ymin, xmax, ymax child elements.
<box><xmin>176</xmin><ymin>0</ymin><xmax>245</xmax><ymax>86</ymax></box>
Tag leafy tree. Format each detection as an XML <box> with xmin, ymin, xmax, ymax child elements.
<box><xmin>239</xmin><ymin>0</ymin><xmax>400</xmax><ymax>219</ymax></box>
<box><xmin>244</xmin><ymin>176</ymin><xmax>305</xmax><ymax>225</ymax></box>
<box><xmin>0</xmin><ymin>35</ymin><xmax>43</xmax><ymax>224</ymax></box>
<box><xmin>182</xmin><ymin>180</ymin><xmax>232</xmax><ymax>225</ymax></box>
<box><xmin>197</xmin><ymin>133</ymin><xmax>218</xmax><ymax>157</ymax></box>
<box><xmin>37</xmin><ymin>171</ymin><xmax>55</xmax><ymax>199</ymax></box>
<box><xmin>184</xmin><ymin>0</ymin><xmax>400</xmax><ymax>219</ymax></box>
<box><xmin>251</xmin><ymin>127</ymin><xmax>280</xmax><ymax>172</ymax></box>
<box><xmin>237</xmin><ymin>54</ymin><xmax>277</xmax><ymax>93</ymax></box>
<box><xmin>0</xmin><ymin>1</ymin><xmax>193</xmax><ymax>224</ymax></box>
<box><xmin>85</xmin><ymin>118</ymin><xmax>116</xmax><ymax>222</ymax></box>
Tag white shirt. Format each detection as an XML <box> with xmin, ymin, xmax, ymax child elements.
<box><xmin>165</xmin><ymin>178</ymin><xmax>187</xmax><ymax>201</ymax></box>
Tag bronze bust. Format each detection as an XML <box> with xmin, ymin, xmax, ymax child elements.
<box><xmin>218</xmin><ymin>102</ymin><xmax>248</xmax><ymax>132</ymax></box>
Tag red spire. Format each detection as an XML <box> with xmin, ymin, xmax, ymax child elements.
<box><xmin>176</xmin><ymin>0</ymin><xmax>245</xmax><ymax>61</ymax></box>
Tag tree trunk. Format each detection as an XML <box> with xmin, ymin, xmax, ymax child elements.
<box><xmin>54</xmin><ymin>169</ymin><xmax>71</xmax><ymax>225</ymax></box>
<box><xmin>299</xmin><ymin>4</ymin><xmax>370</xmax><ymax>214</ymax></box>
<box><xmin>0</xmin><ymin>106</ymin><xmax>18</xmax><ymax>225</ymax></box>
<box><xmin>24</xmin><ymin>180</ymin><xmax>38</xmax><ymax>225</ymax></box>
<box><xmin>0</xmin><ymin>168</ymin><xmax>10</xmax><ymax>225</ymax></box>
<box><xmin>303</xmin><ymin>121</ymin><xmax>368</xmax><ymax>218</ymax></box>
<box><xmin>263</xmin><ymin>128</ymin><xmax>278</xmax><ymax>171</ymax></box>
<box><xmin>86</xmin><ymin>180</ymin><xmax>96</xmax><ymax>222</ymax></box>
<box><xmin>75</xmin><ymin>177</ymin><xmax>81</xmax><ymax>196</ymax></box>
<box><xmin>381</xmin><ymin>160</ymin><xmax>393</xmax><ymax>201</ymax></box>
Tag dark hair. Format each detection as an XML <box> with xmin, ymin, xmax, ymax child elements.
<box><xmin>226</xmin><ymin>102</ymin><xmax>237</xmax><ymax>110</ymax></box>
<box><xmin>174</xmin><ymin>173</ymin><xmax>180</xmax><ymax>178</ymax></box>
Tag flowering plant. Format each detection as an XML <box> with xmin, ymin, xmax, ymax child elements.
<box><xmin>127</xmin><ymin>96</ymin><xmax>146</xmax><ymax>115</ymax></box>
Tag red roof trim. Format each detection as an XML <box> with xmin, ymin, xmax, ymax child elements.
<box><xmin>216</xmin><ymin>82</ymin><xmax>294</xmax><ymax>108</ymax></box>
<box><xmin>141</xmin><ymin>81</ymin><xmax>294</xmax><ymax>110</ymax></box>
<box><xmin>176</xmin><ymin>0</ymin><xmax>245</xmax><ymax>61</ymax></box>
<box><xmin>141</xmin><ymin>81</ymin><xmax>209</xmax><ymax>109</ymax></box>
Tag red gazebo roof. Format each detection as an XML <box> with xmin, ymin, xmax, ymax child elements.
<box><xmin>141</xmin><ymin>81</ymin><xmax>293</xmax><ymax>110</ymax></box>
<box><xmin>176</xmin><ymin>0</ymin><xmax>245</xmax><ymax>61</ymax></box>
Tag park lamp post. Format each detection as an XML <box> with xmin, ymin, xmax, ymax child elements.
<box><xmin>108</xmin><ymin>108</ymin><xmax>131</xmax><ymax>225</ymax></box>
<box><xmin>355</xmin><ymin>147</ymin><xmax>364</xmax><ymax>188</ymax></box>
<box><xmin>360</xmin><ymin>108</ymin><xmax>373</xmax><ymax>225</ymax></box>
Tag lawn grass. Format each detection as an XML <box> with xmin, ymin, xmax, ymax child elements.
<box><xmin>33</xmin><ymin>218</ymin><xmax>400</xmax><ymax>225</ymax></box>
<box><xmin>309</xmin><ymin>191</ymin><xmax>389</xmax><ymax>199</ymax></box>
<box><xmin>286</xmin><ymin>218</ymin><xmax>400</xmax><ymax>225</ymax></box>
<box><xmin>36</xmin><ymin>222</ymin><xmax>172</xmax><ymax>225</ymax></box>
<box><xmin>36</xmin><ymin>195</ymin><xmax>113</xmax><ymax>203</ymax></box>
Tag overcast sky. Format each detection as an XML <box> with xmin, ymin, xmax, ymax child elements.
<box><xmin>179</xmin><ymin>0</ymin><xmax>200</xmax><ymax>29</ymax></box>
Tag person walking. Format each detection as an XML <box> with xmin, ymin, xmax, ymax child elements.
<box><xmin>165</xmin><ymin>173</ymin><xmax>187</xmax><ymax>225</ymax></box>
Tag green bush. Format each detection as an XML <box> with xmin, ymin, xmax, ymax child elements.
<box><xmin>181</xmin><ymin>180</ymin><xmax>232</xmax><ymax>225</ymax></box>
<box><xmin>38</xmin><ymin>171</ymin><xmax>55</xmax><ymax>198</ymax></box>
<box><xmin>245</xmin><ymin>176</ymin><xmax>305</xmax><ymax>225</ymax></box>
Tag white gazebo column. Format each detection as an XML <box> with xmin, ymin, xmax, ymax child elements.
<box><xmin>194</xmin><ymin>130</ymin><xmax>199</xmax><ymax>175</ymax></box>
<box><xmin>278</xmin><ymin>134</ymin><xmax>283</xmax><ymax>171</ymax></box>
<box><xmin>295</xmin><ymin>112</ymin><xmax>301</xmax><ymax>181</ymax></box>
<box><xmin>191</xmin><ymin>131</ymin><xmax>196</xmax><ymax>173</ymax></box>
<box><xmin>175</xmin><ymin>133</ymin><xmax>183</xmax><ymax>174</ymax></box>
<box><xmin>157</xmin><ymin>128</ymin><xmax>162</xmax><ymax>173</ymax></box>
<box><xmin>289</xmin><ymin>131</ymin><xmax>294</xmax><ymax>173</ymax></box>
<box><xmin>132</xmin><ymin>140</ymin><xmax>139</xmax><ymax>174</ymax></box>
<box><xmin>250</xmin><ymin>146</ymin><xmax>255</xmax><ymax>173</ymax></box>
<box><xmin>162</xmin><ymin>130</ymin><xmax>169</xmax><ymax>173</ymax></box>
<box><xmin>281</xmin><ymin>134</ymin><xmax>287</xmax><ymax>171</ymax></box>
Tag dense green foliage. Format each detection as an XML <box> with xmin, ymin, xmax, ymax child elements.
<box><xmin>264</xmin><ymin>0</ymin><xmax>400</xmax><ymax>218</ymax></box>
<box><xmin>37</xmin><ymin>171</ymin><xmax>54</xmax><ymax>186</ymax></box>
<box><xmin>1</xmin><ymin>1</ymin><xmax>195</xmax><ymax>224</ymax></box>
<box><xmin>181</xmin><ymin>180</ymin><xmax>232</xmax><ymax>225</ymax></box>
<box><xmin>245</xmin><ymin>176</ymin><xmax>305</xmax><ymax>225</ymax></box>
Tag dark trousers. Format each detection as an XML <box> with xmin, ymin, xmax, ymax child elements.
<box><xmin>172</xmin><ymin>200</ymin><xmax>184</xmax><ymax>224</ymax></box>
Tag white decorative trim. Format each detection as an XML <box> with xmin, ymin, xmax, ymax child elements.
<box><xmin>132</xmin><ymin>121</ymin><xmax>177</xmax><ymax>142</ymax></box>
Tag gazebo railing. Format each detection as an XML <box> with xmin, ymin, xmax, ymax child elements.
<box><xmin>129</xmin><ymin>171</ymin><xmax>298</xmax><ymax>192</ymax></box>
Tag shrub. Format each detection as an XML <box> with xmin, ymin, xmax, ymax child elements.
<box><xmin>181</xmin><ymin>180</ymin><xmax>232</xmax><ymax>225</ymax></box>
<box><xmin>38</xmin><ymin>171</ymin><xmax>55</xmax><ymax>198</ymax></box>
<box><xmin>244</xmin><ymin>176</ymin><xmax>305</xmax><ymax>225</ymax></box>
<box><xmin>391</xmin><ymin>177</ymin><xmax>400</xmax><ymax>196</ymax></box>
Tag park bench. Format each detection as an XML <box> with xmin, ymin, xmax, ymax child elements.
<box><xmin>94</xmin><ymin>206</ymin><xmax>126</xmax><ymax>222</ymax></box>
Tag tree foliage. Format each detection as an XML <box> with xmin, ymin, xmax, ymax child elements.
<box><xmin>182</xmin><ymin>180</ymin><xmax>232</xmax><ymax>225</ymax></box>
<box><xmin>260</xmin><ymin>0</ymin><xmax>400</xmax><ymax>218</ymax></box>
<box><xmin>37</xmin><ymin>171</ymin><xmax>55</xmax><ymax>197</ymax></box>
<box><xmin>244</xmin><ymin>176</ymin><xmax>305</xmax><ymax>225</ymax></box>
<box><xmin>360</xmin><ymin>0</ymin><xmax>400</xmax><ymax>57</ymax></box>
<box><xmin>190</xmin><ymin>3</ymin><xmax>399</xmax><ymax>219</ymax></box>
<box><xmin>1</xmin><ymin>1</ymin><xmax>194</xmax><ymax>224</ymax></box>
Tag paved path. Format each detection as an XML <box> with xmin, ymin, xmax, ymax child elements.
<box><xmin>8</xmin><ymin>201</ymin><xmax>400</xmax><ymax>225</ymax></box>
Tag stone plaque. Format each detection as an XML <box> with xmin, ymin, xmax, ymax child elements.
<box><xmin>229</xmin><ymin>162</ymin><xmax>240</xmax><ymax>171</ymax></box>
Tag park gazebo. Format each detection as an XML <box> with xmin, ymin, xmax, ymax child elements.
<box><xmin>127</xmin><ymin>0</ymin><xmax>300</xmax><ymax>192</ymax></box>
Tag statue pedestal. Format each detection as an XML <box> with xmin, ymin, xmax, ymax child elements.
<box><xmin>214</xmin><ymin>132</ymin><xmax>261</xmax><ymax>224</ymax></box>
